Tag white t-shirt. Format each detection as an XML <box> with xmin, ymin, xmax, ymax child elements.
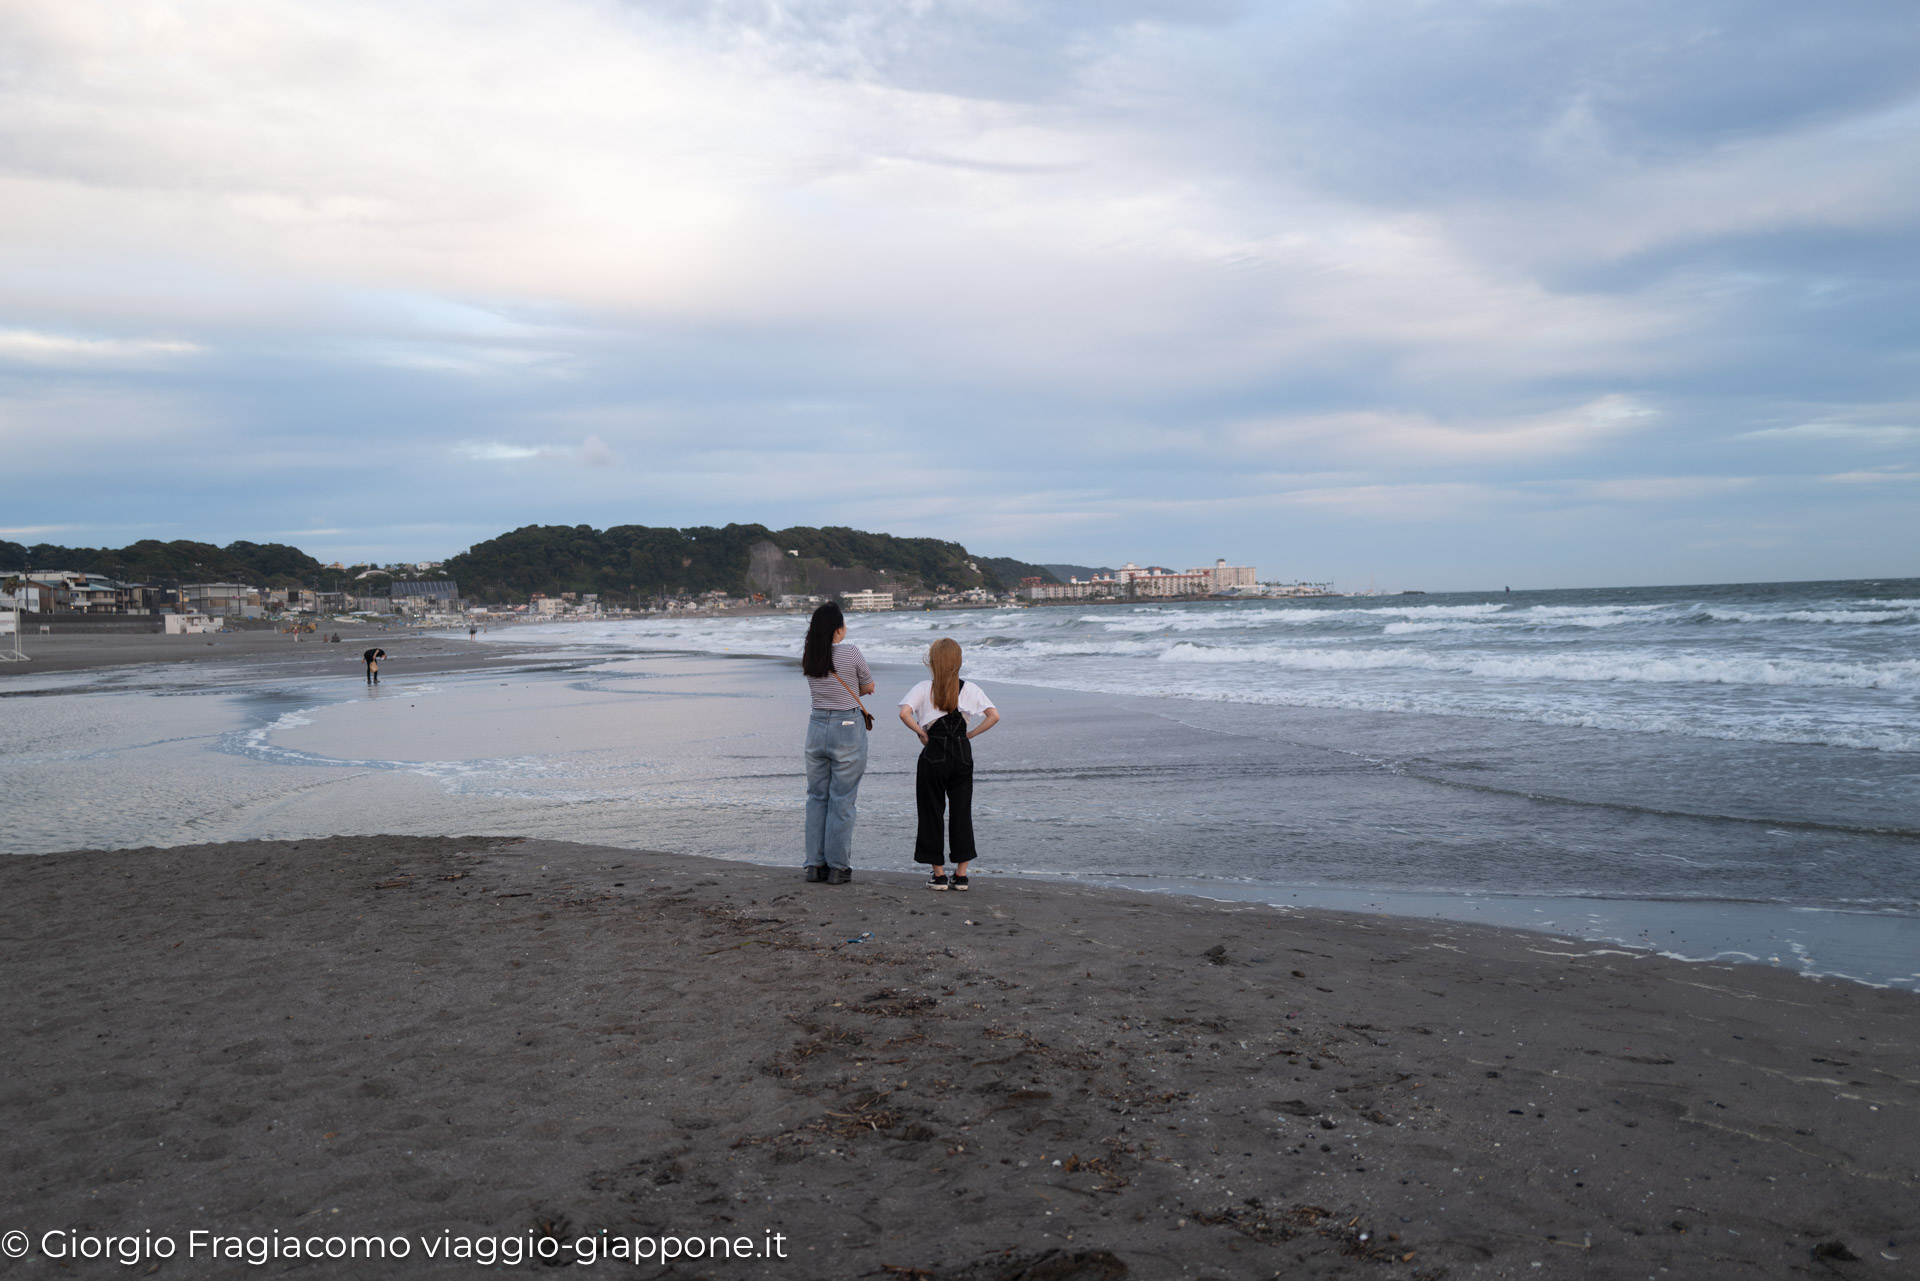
<box><xmin>898</xmin><ymin>678</ymin><xmax>995</xmax><ymax>728</ymax></box>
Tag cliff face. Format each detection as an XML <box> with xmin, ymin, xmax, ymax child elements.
<box><xmin>746</xmin><ymin>540</ymin><xmax>896</xmax><ymax>598</ymax></box>
<box><xmin>745</xmin><ymin>540</ymin><xmax>800</xmax><ymax>597</ymax></box>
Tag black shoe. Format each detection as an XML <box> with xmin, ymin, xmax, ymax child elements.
<box><xmin>826</xmin><ymin>867</ymin><xmax>853</xmax><ymax>885</ymax></box>
<box><xmin>803</xmin><ymin>865</ymin><xmax>827</xmax><ymax>883</ymax></box>
<box><xmin>926</xmin><ymin>870</ymin><xmax>949</xmax><ymax>891</ymax></box>
<box><xmin>951</xmin><ymin>874</ymin><xmax>969</xmax><ymax>891</ymax></box>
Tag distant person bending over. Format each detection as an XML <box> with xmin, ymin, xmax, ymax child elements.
<box><xmin>800</xmin><ymin>603</ymin><xmax>873</xmax><ymax>885</ymax></box>
<box><xmin>363</xmin><ymin>647</ymin><xmax>386</xmax><ymax>685</ymax></box>
<box><xmin>898</xmin><ymin>638</ymin><xmax>999</xmax><ymax>891</ymax></box>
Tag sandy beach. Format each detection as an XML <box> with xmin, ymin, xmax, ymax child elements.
<box><xmin>3</xmin><ymin>834</ymin><xmax>1915</xmax><ymax>1279</ymax></box>
<box><xmin>0</xmin><ymin>626</ymin><xmax>518</xmax><ymax>680</ymax></box>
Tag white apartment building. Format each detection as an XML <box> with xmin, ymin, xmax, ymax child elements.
<box><xmin>841</xmin><ymin>589</ymin><xmax>894</xmax><ymax>612</ymax></box>
<box><xmin>1209</xmin><ymin>559</ymin><xmax>1258</xmax><ymax>589</ymax></box>
<box><xmin>1022</xmin><ymin>577</ymin><xmax>1122</xmax><ymax>602</ymax></box>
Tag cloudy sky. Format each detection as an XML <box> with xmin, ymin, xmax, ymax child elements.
<box><xmin>2</xmin><ymin>0</ymin><xmax>1917</xmax><ymax>589</ymax></box>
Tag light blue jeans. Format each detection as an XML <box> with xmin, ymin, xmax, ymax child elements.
<box><xmin>804</xmin><ymin>708</ymin><xmax>869</xmax><ymax>870</ymax></box>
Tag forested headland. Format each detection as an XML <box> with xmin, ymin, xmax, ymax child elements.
<box><xmin>2</xmin><ymin>525</ymin><xmax>1061</xmax><ymax>603</ymax></box>
<box><xmin>442</xmin><ymin>523</ymin><xmax>1059</xmax><ymax>602</ymax></box>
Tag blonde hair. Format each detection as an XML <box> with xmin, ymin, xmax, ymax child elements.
<box><xmin>927</xmin><ymin>637</ymin><xmax>962</xmax><ymax>713</ymax></box>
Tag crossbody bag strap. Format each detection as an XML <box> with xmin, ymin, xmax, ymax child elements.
<box><xmin>830</xmin><ymin>669</ymin><xmax>867</xmax><ymax>714</ymax></box>
<box><xmin>831</xmin><ymin>668</ymin><xmax>874</xmax><ymax>728</ymax></box>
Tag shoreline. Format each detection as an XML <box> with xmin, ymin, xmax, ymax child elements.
<box><xmin>6</xmin><ymin>626</ymin><xmax>1917</xmax><ymax>991</ymax></box>
<box><xmin>3</xmin><ymin>835</ymin><xmax>1915</xmax><ymax>1279</ymax></box>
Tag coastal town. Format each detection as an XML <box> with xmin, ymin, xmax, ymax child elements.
<box><xmin>1</xmin><ymin>551</ymin><xmax>1335</xmax><ymax>634</ymax></box>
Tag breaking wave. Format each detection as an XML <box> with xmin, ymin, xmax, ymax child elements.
<box><xmin>471</xmin><ymin>578</ymin><xmax>1920</xmax><ymax>753</ymax></box>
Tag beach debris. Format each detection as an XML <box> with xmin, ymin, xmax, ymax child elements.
<box><xmin>1274</xmin><ymin>1100</ymin><xmax>1319</xmax><ymax>1118</ymax></box>
<box><xmin>1204</xmin><ymin>945</ymin><xmax>1228</xmax><ymax>965</ymax></box>
<box><xmin>530</xmin><ymin>1213</ymin><xmax>572</xmax><ymax>1253</ymax></box>
<box><xmin>1193</xmin><ymin>1201</ymin><xmax>1397</xmax><ymax>1262</ymax></box>
<box><xmin>1812</xmin><ymin>1240</ymin><xmax>1860</xmax><ymax>1261</ymax></box>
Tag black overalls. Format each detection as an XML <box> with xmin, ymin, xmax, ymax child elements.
<box><xmin>913</xmin><ymin>683</ymin><xmax>976</xmax><ymax>866</ymax></box>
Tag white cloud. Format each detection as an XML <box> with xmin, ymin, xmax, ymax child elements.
<box><xmin>1229</xmin><ymin>395</ymin><xmax>1656</xmax><ymax>462</ymax></box>
<box><xmin>1824</xmin><ymin>467</ymin><xmax>1920</xmax><ymax>484</ymax></box>
<box><xmin>1574</xmin><ymin>476</ymin><xmax>1753</xmax><ymax>502</ymax></box>
<box><xmin>0</xmin><ymin>329</ymin><xmax>201</xmax><ymax>365</ymax></box>
<box><xmin>579</xmin><ymin>434</ymin><xmax>616</xmax><ymax>468</ymax></box>
<box><xmin>458</xmin><ymin>443</ymin><xmax>543</xmax><ymax>462</ymax></box>
<box><xmin>457</xmin><ymin>437</ymin><xmax>616</xmax><ymax>466</ymax></box>
<box><xmin>0</xmin><ymin>0</ymin><xmax>1689</xmax><ymax>392</ymax></box>
<box><xmin>1737</xmin><ymin>422</ymin><xmax>1920</xmax><ymax>445</ymax></box>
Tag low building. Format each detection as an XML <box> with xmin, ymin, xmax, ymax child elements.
<box><xmin>842</xmin><ymin>589</ymin><xmax>894</xmax><ymax>612</ymax></box>
<box><xmin>8</xmin><ymin>571</ymin><xmax>153</xmax><ymax>614</ymax></box>
<box><xmin>390</xmin><ymin>581</ymin><xmax>461</xmax><ymax>614</ymax></box>
<box><xmin>777</xmin><ymin>594</ymin><xmax>823</xmax><ymax>610</ymax></box>
<box><xmin>181</xmin><ymin>582</ymin><xmax>261</xmax><ymax>617</ymax></box>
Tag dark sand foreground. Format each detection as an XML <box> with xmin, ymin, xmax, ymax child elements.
<box><xmin>3</xmin><ymin>838</ymin><xmax>1916</xmax><ymax>1280</ymax></box>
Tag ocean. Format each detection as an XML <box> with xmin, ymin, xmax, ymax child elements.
<box><xmin>3</xmin><ymin>578</ymin><xmax>1915</xmax><ymax>986</ymax></box>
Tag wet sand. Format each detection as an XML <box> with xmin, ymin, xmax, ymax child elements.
<box><xmin>3</xmin><ymin>836</ymin><xmax>1915</xmax><ymax>1279</ymax></box>
<box><xmin>0</xmin><ymin>626</ymin><xmax>525</xmax><ymax>680</ymax></box>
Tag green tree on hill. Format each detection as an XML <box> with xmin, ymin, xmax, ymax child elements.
<box><xmin>0</xmin><ymin>538</ymin><xmax>324</xmax><ymax>587</ymax></box>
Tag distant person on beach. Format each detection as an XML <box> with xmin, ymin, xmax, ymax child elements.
<box><xmin>801</xmin><ymin>603</ymin><xmax>873</xmax><ymax>885</ymax></box>
<box><xmin>898</xmin><ymin>638</ymin><xmax>999</xmax><ymax>891</ymax></box>
<box><xmin>362</xmin><ymin>647</ymin><xmax>385</xmax><ymax>685</ymax></box>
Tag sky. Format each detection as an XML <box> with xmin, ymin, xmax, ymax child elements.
<box><xmin>2</xmin><ymin>0</ymin><xmax>1917</xmax><ymax>591</ymax></box>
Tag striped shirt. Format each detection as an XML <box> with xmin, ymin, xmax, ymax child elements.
<box><xmin>806</xmin><ymin>643</ymin><xmax>873</xmax><ymax>710</ymax></box>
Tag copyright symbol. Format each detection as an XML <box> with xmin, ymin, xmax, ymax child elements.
<box><xmin>1</xmin><ymin>1230</ymin><xmax>27</xmax><ymax>1258</ymax></box>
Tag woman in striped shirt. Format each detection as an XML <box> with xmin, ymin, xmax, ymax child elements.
<box><xmin>801</xmin><ymin>602</ymin><xmax>875</xmax><ymax>884</ymax></box>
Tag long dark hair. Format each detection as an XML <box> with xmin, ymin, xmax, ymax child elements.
<box><xmin>802</xmin><ymin>602</ymin><xmax>846</xmax><ymax>678</ymax></box>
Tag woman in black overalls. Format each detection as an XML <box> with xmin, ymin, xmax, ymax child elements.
<box><xmin>897</xmin><ymin>638</ymin><xmax>1000</xmax><ymax>890</ymax></box>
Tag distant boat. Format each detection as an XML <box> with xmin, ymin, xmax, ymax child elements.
<box><xmin>1399</xmin><ymin>590</ymin><xmax>1426</xmax><ymax>595</ymax></box>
